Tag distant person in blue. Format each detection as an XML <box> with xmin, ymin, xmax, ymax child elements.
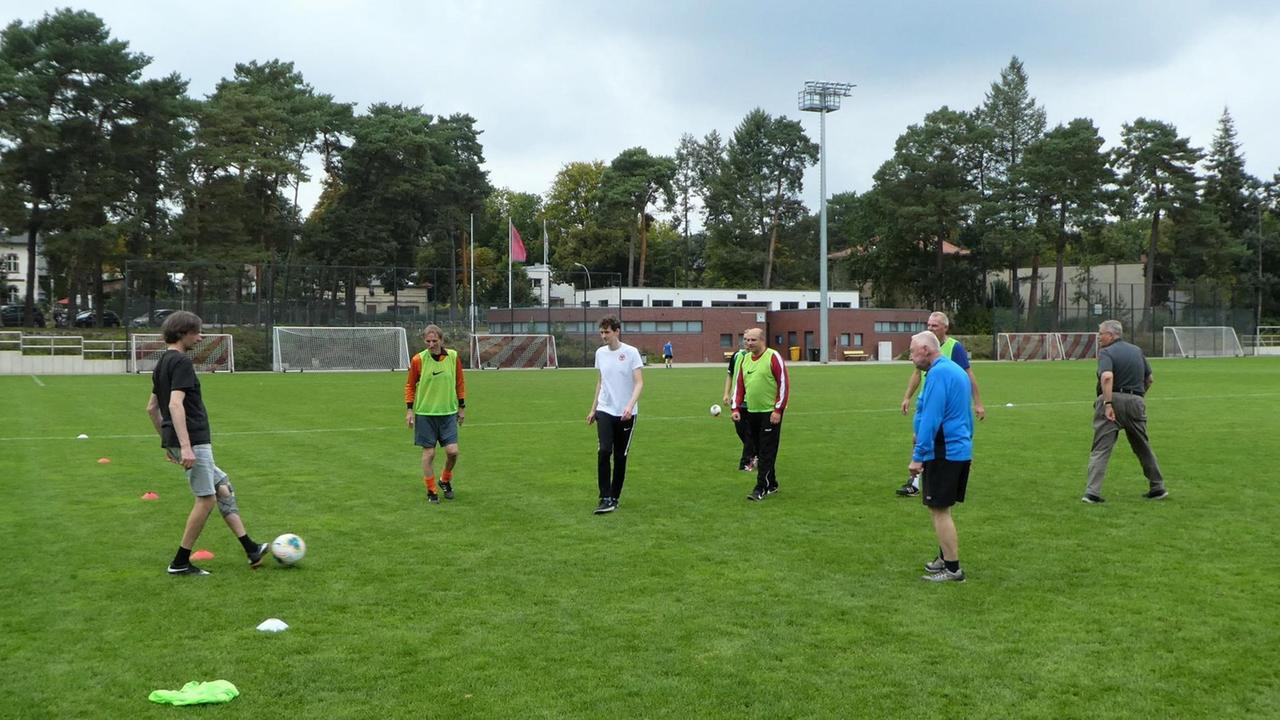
<box><xmin>907</xmin><ymin>330</ymin><xmax>974</xmax><ymax>583</ymax></box>
<box><xmin>662</xmin><ymin>340</ymin><xmax>673</xmax><ymax>369</ymax></box>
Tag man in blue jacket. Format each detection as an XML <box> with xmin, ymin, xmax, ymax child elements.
<box><xmin>908</xmin><ymin>331</ymin><xmax>974</xmax><ymax>583</ymax></box>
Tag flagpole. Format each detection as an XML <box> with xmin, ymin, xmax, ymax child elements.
<box><xmin>469</xmin><ymin>214</ymin><xmax>475</xmax><ymax>362</ymax></box>
<box><xmin>542</xmin><ymin>218</ymin><xmax>548</xmax><ymax>266</ymax></box>
<box><xmin>507</xmin><ymin>217</ymin><xmax>513</xmax><ymax>311</ymax></box>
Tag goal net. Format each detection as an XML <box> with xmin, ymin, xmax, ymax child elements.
<box><xmin>1162</xmin><ymin>326</ymin><xmax>1244</xmax><ymax>358</ymax></box>
<box><xmin>1056</xmin><ymin>332</ymin><xmax>1100</xmax><ymax>360</ymax></box>
<box><xmin>996</xmin><ymin>332</ymin><xmax>1064</xmax><ymax>361</ymax></box>
<box><xmin>1255</xmin><ymin>326</ymin><xmax>1280</xmax><ymax>356</ymax></box>
<box><xmin>272</xmin><ymin>326</ymin><xmax>410</xmax><ymax>371</ymax></box>
<box><xmin>130</xmin><ymin>334</ymin><xmax>235</xmax><ymax>373</ymax></box>
<box><xmin>470</xmin><ymin>334</ymin><xmax>557</xmax><ymax>369</ymax></box>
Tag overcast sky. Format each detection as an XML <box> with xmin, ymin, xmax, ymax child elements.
<box><xmin>6</xmin><ymin>0</ymin><xmax>1279</xmax><ymax>215</ymax></box>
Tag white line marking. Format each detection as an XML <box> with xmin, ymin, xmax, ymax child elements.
<box><xmin>2</xmin><ymin>391</ymin><xmax>1277</xmax><ymax>443</ymax></box>
<box><xmin>30</xmin><ymin>375</ymin><xmax>45</xmax><ymax>387</ymax></box>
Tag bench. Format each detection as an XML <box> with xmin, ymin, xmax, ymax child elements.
<box><xmin>842</xmin><ymin>350</ymin><xmax>869</xmax><ymax>361</ymax></box>
<box><xmin>723</xmin><ymin>351</ymin><xmax>736</xmax><ymax>360</ymax></box>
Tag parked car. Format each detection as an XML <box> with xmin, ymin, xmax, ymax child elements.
<box><xmin>0</xmin><ymin>304</ymin><xmax>46</xmax><ymax>327</ymax></box>
<box><xmin>73</xmin><ymin>309</ymin><xmax>121</xmax><ymax>328</ymax></box>
<box><xmin>130</xmin><ymin>308</ymin><xmax>178</xmax><ymax>328</ymax></box>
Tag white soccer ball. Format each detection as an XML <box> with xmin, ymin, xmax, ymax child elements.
<box><xmin>271</xmin><ymin>533</ymin><xmax>306</xmax><ymax>565</ymax></box>
<box><xmin>710</xmin><ymin>404</ymin><xmax>722</xmax><ymax>417</ymax></box>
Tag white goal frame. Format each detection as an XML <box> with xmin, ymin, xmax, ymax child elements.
<box><xmin>1255</xmin><ymin>326</ymin><xmax>1280</xmax><ymax>356</ymax></box>
<box><xmin>1161</xmin><ymin>326</ymin><xmax>1245</xmax><ymax>358</ymax></box>
<box><xmin>996</xmin><ymin>332</ymin><xmax>1064</xmax><ymax>361</ymax></box>
<box><xmin>1056</xmin><ymin>332</ymin><xmax>1100</xmax><ymax>360</ymax></box>
<box><xmin>470</xmin><ymin>334</ymin><xmax>558</xmax><ymax>369</ymax></box>
<box><xmin>130</xmin><ymin>334</ymin><xmax>235</xmax><ymax>373</ymax></box>
<box><xmin>272</xmin><ymin>326</ymin><xmax>410</xmax><ymax>372</ymax></box>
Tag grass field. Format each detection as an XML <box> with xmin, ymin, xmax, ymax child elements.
<box><xmin>2</xmin><ymin>357</ymin><xmax>1279</xmax><ymax>719</ymax></box>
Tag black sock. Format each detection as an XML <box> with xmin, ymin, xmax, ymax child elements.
<box><xmin>238</xmin><ymin>534</ymin><xmax>258</xmax><ymax>553</ymax></box>
<box><xmin>173</xmin><ymin>546</ymin><xmax>192</xmax><ymax>567</ymax></box>
<box><xmin>944</xmin><ymin>559</ymin><xmax>960</xmax><ymax>573</ymax></box>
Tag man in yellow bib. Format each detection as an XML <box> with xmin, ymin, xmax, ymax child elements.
<box><xmin>404</xmin><ymin>325</ymin><xmax>466</xmax><ymax>504</ymax></box>
<box><xmin>731</xmin><ymin>327</ymin><xmax>789</xmax><ymax>501</ymax></box>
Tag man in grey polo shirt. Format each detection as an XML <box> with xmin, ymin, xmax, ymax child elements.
<box><xmin>1082</xmin><ymin>319</ymin><xmax>1167</xmax><ymax>504</ymax></box>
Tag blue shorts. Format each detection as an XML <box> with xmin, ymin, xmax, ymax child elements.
<box><xmin>414</xmin><ymin>414</ymin><xmax>459</xmax><ymax>447</ymax></box>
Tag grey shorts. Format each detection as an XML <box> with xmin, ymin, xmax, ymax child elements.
<box><xmin>414</xmin><ymin>414</ymin><xmax>459</xmax><ymax>447</ymax></box>
<box><xmin>167</xmin><ymin>444</ymin><xmax>229</xmax><ymax>497</ymax></box>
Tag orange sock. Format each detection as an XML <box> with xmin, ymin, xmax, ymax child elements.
<box><xmin>424</xmin><ymin>475</ymin><xmax>438</xmax><ymax>493</ymax></box>
<box><xmin>442</xmin><ymin>470</ymin><xmax>453</xmax><ymax>483</ymax></box>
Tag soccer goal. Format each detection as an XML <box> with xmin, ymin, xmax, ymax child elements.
<box><xmin>1255</xmin><ymin>326</ymin><xmax>1280</xmax><ymax>356</ymax></box>
<box><xmin>1161</xmin><ymin>326</ymin><xmax>1245</xmax><ymax>358</ymax></box>
<box><xmin>130</xmin><ymin>334</ymin><xmax>235</xmax><ymax>373</ymax></box>
<box><xmin>470</xmin><ymin>334</ymin><xmax>557</xmax><ymax>369</ymax></box>
<box><xmin>272</xmin><ymin>326</ymin><xmax>410</xmax><ymax>372</ymax></box>
<box><xmin>996</xmin><ymin>332</ymin><xmax>1064</xmax><ymax>361</ymax></box>
<box><xmin>1056</xmin><ymin>332</ymin><xmax>1100</xmax><ymax>360</ymax></box>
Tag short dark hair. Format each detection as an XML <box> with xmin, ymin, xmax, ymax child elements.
<box><xmin>598</xmin><ymin>316</ymin><xmax>620</xmax><ymax>331</ymax></box>
<box><xmin>161</xmin><ymin>310</ymin><xmax>202</xmax><ymax>343</ymax></box>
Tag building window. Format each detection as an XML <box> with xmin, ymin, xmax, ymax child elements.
<box><xmin>531</xmin><ymin>278</ymin><xmax>542</xmax><ymax>287</ymax></box>
<box><xmin>622</xmin><ymin>299</ymin><xmax>643</xmax><ymax>307</ymax></box>
<box><xmin>874</xmin><ymin>321</ymin><xmax>926</xmax><ymax>333</ymax></box>
<box><xmin>720</xmin><ymin>333</ymin><xmax>733</xmax><ymax>348</ymax></box>
<box><xmin>807</xmin><ymin>302</ymin><xmax>820</xmax><ymax>309</ymax></box>
<box><xmin>1</xmin><ymin>254</ymin><xmax>17</xmax><ymax>273</ymax></box>
<box><xmin>854</xmin><ymin>333</ymin><xmax>863</xmax><ymax>347</ymax></box>
<box><xmin>655</xmin><ymin>321</ymin><xmax>672</xmax><ymax>332</ymax></box>
<box><xmin>736</xmin><ymin>293</ymin><xmax>747</xmax><ymax>300</ymax></box>
<box><xmin>681</xmin><ymin>300</ymin><xmax>702</xmax><ymax>307</ymax></box>
<box><xmin>688</xmin><ymin>321</ymin><xmax>702</xmax><ymax>332</ymax></box>
<box><xmin>597</xmin><ymin>300</ymin><xmax>609</xmax><ymax>307</ymax></box>
<box><xmin>780</xmin><ymin>301</ymin><xmax>799</xmax><ymax>310</ymax></box>
<box><xmin>839</xmin><ymin>333</ymin><xmax>851</xmax><ymax>346</ymax></box>
<box><xmin>652</xmin><ymin>299</ymin><xmax>673</xmax><ymax>307</ymax></box>
<box><xmin>833</xmin><ymin>302</ymin><xmax>851</xmax><ymax>309</ymax></box>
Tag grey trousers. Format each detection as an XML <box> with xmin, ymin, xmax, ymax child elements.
<box><xmin>1086</xmin><ymin>393</ymin><xmax>1165</xmax><ymax>496</ymax></box>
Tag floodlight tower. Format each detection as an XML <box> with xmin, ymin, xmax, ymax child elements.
<box><xmin>798</xmin><ymin>80</ymin><xmax>854</xmax><ymax>364</ymax></box>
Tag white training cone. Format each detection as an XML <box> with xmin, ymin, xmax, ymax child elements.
<box><xmin>76</xmin><ymin>433</ymin><xmax>89</xmax><ymax>439</ymax></box>
<box><xmin>256</xmin><ymin>618</ymin><xmax>288</xmax><ymax>633</ymax></box>
<box><xmin>1005</xmin><ymin>403</ymin><xmax>1014</xmax><ymax>407</ymax></box>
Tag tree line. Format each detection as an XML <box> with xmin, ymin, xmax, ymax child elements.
<box><xmin>2</xmin><ymin>9</ymin><xmax>1276</xmax><ymax>328</ymax></box>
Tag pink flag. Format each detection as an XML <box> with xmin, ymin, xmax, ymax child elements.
<box><xmin>509</xmin><ymin>222</ymin><xmax>527</xmax><ymax>263</ymax></box>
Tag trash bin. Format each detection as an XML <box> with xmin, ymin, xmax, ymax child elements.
<box><xmin>789</xmin><ymin>346</ymin><xmax>800</xmax><ymax>361</ymax></box>
<box><xmin>808</xmin><ymin>348</ymin><xmax>820</xmax><ymax>362</ymax></box>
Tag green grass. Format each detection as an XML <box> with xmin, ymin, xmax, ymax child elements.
<box><xmin>2</xmin><ymin>358</ymin><xmax>1279</xmax><ymax>719</ymax></box>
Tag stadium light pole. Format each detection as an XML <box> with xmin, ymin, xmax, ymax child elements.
<box><xmin>798</xmin><ymin>80</ymin><xmax>854</xmax><ymax>364</ymax></box>
<box><xmin>575</xmin><ymin>262</ymin><xmax>592</xmax><ymax>366</ymax></box>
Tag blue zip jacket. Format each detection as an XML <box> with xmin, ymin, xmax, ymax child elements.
<box><xmin>912</xmin><ymin>355</ymin><xmax>973</xmax><ymax>462</ymax></box>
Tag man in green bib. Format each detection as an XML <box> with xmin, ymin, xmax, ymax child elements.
<box><xmin>898</xmin><ymin>311</ymin><xmax>985</xmax><ymax>496</ymax></box>
<box><xmin>731</xmin><ymin>327</ymin><xmax>790</xmax><ymax>501</ymax></box>
<box><xmin>404</xmin><ymin>325</ymin><xmax>466</xmax><ymax>504</ymax></box>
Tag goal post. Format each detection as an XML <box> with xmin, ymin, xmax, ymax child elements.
<box><xmin>272</xmin><ymin>326</ymin><xmax>410</xmax><ymax>372</ymax></box>
<box><xmin>996</xmin><ymin>332</ymin><xmax>1064</xmax><ymax>361</ymax></box>
<box><xmin>470</xmin><ymin>334</ymin><xmax>557</xmax><ymax>369</ymax></box>
<box><xmin>1161</xmin><ymin>326</ymin><xmax>1245</xmax><ymax>358</ymax></box>
<box><xmin>130</xmin><ymin>334</ymin><xmax>235</xmax><ymax>373</ymax></box>
<box><xmin>1255</xmin><ymin>326</ymin><xmax>1280</xmax><ymax>356</ymax></box>
<box><xmin>1056</xmin><ymin>332</ymin><xmax>1100</xmax><ymax>360</ymax></box>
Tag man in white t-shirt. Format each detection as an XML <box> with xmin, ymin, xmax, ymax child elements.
<box><xmin>586</xmin><ymin>316</ymin><xmax>644</xmax><ymax>514</ymax></box>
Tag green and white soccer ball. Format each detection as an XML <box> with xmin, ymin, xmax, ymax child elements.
<box><xmin>271</xmin><ymin>533</ymin><xmax>306</xmax><ymax>565</ymax></box>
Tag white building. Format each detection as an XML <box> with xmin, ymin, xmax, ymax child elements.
<box><xmin>1</xmin><ymin>232</ymin><xmax>47</xmax><ymax>305</ymax></box>
<box><xmin>571</xmin><ymin>286</ymin><xmax>860</xmax><ymax>310</ymax></box>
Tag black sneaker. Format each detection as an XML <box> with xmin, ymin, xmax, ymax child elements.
<box><xmin>747</xmin><ymin>489</ymin><xmax>765</xmax><ymax>501</ymax></box>
<box><xmin>1081</xmin><ymin>494</ymin><xmax>1105</xmax><ymax>504</ymax></box>
<box><xmin>897</xmin><ymin>483</ymin><xmax>919</xmax><ymax>497</ymax></box>
<box><xmin>765</xmin><ymin>483</ymin><xmax>778</xmax><ymax>496</ymax></box>
<box><xmin>247</xmin><ymin>542</ymin><xmax>270</xmax><ymax>568</ymax></box>
<box><xmin>594</xmin><ymin>498</ymin><xmax>616</xmax><ymax>514</ymax></box>
<box><xmin>1143</xmin><ymin>488</ymin><xmax>1169</xmax><ymax>500</ymax></box>
<box><xmin>167</xmin><ymin>563</ymin><xmax>210</xmax><ymax>576</ymax></box>
<box><xmin>427</xmin><ymin>492</ymin><xmax>440</xmax><ymax>504</ymax></box>
<box><xmin>442</xmin><ymin>482</ymin><xmax>454</xmax><ymax>500</ymax></box>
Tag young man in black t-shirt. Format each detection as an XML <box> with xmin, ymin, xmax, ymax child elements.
<box><xmin>146</xmin><ymin>311</ymin><xmax>269</xmax><ymax>576</ymax></box>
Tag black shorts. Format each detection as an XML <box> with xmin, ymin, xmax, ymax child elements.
<box><xmin>922</xmin><ymin>459</ymin><xmax>970</xmax><ymax>508</ymax></box>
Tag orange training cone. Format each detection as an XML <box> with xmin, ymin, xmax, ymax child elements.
<box><xmin>140</xmin><ymin>492</ymin><xmax>159</xmax><ymax>501</ymax></box>
<box><xmin>191</xmin><ymin>550</ymin><xmax>215</xmax><ymax>561</ymax></box>
<box><xmin>97</xmin><ymin>457</ymin><xmax>111</xmax><ymax>464</ymax></box>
